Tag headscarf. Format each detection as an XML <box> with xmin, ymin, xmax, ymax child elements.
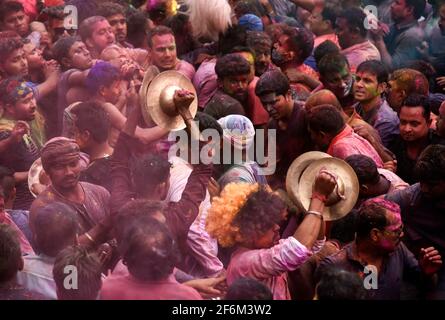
<box><xmin>41</xmin><ymin>137</ymin><xmax>80</xmax><ymax>172</ymax></box>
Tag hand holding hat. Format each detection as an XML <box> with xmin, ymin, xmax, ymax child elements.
<box><xmin>312</xmin><ymin>169</ymin><xmax>338</xmax><ymax>203</ymax></box>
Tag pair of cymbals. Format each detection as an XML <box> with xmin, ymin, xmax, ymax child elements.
<box><xmin>139</xmin><ymin>67</ymin><xmax>198</xmax><ymax>131</ymax></box>
<box><xmin>285</xmin><ymin>152</ymin><xmax>359</xmax><ymax>221</ymax></box>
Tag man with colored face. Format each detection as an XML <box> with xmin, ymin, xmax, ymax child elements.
<box><xmin>256</xmin><ymin>69</ymin><xmax>311</xmax><ymax>188</ymax></box>
<box><xmin>204</xmin><ymin>54</ymin><xmax>249</xmax><ymax>120</ymax></box>
<box><xmin>353</xmin><ymin>60</ymin><xmax>399</xmax><ymax>147</ymax></box>
<box><xmin>389</xmin><ymin>94</ymin><xmax>445</xmax><ymax>184</ymax></box>
<box><xmin>317</xmin><ymin>198</ymin><xmax>442</xmax><ymax>300</ymax></box>
<box><xmin>271</xmin><ymin>25</ymin><xmax>319</xmax><ymax>94</ymax></box>
<box><xmin>371</xmin><ymin>0</ymin><xmax>426</xmax><ymax>69</ymax></box>
<box><xmin>316</xmin><ymin>53</ymin><xmax>356</xmax><ymax>116</ymax></box>
<box><xmin>0</xmin><ymin>78</ymin><xmax>42</xmax><ymax>210</ymax></box>
<box><xmin>386</xmin><ymin>145</ymin><xmax>445</xmax><ymax>299</ymax></box>
<box><xmin>148</xmin><ymin>25</ymin><xmax>195</xmax><ymax>80</ymax></box>
<box><xmin>30</xmin><ymin>137</ymin><xmax>111</xmax><ymax>248</ymax></box>
<box><xmin>0</xmin><ymin>1</ymin><xmax>30</xmax><ymax>38</ymax></box>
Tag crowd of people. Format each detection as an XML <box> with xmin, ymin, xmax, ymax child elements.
<box><xmin>0</xmin><ymin>0</ymin><xmax>445</xmax><ymax>300</ymax></box>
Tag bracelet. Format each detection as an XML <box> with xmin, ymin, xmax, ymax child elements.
<box><xmin>307</xmin><ymin>210</ymin><xmax>324</xmax><ymax>220</ymax></box>
<box><xmin>311</xmin><ymin>193</ymin><xmax>327</xmax><ymax>203</ymax></box>
<box><xmin>85</xmin><ymin>232</ymin><xmax>96</xmax><ymax>244</ymax></box>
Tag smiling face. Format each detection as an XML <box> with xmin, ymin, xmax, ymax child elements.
<box><xmin>6</xmin><ymin>92</ymin><xmax>37</xmax><ymax>122</ymax></box>
<box><xmin>399</xmin><ymin>106</ymin><xmax>431</xmax><ymax>142</ymax></box>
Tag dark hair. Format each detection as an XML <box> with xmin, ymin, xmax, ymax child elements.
<box><xmin>0</xmin><ymin>1</ymin><xmax>24</xmax><ymax>23</ymax></box>
<box><xmin>314</xmin><ymin>40</ymin><xmax>340</xmax><ymax>66</ymax></box>
<box><xmin>345</xmin><ymin>155</ymin><xmax>380</xmax><ymax>185</ymax></box>
<box><xmin>97</xmin><ymin>2</ymin><xmax>126</xmax><ymax>18</ymax></box>
<box><xmin>114</xmin><ymin>200</ymin><xmax>165</xmax><ymax>247</ymax></box>
<box><xmin>230</xmin><ymin>46</ymin><xmax>255</xmax><ymax>59</ymax></box>
<box><xmin>356</xmin><ymin>60</ymin><xmax>389</xmax><ymax>84</ymax></box>
<box><xmin>0</xmin><ymin>166</ymin><xmax>15</xmax><ymax>200</ymax></box>
<box><xmin>79</xmin><ymin>16</ymin><xmax>107</xmax><ymax>42</ymax></box>
<box><xmin>316</xmin><ymin>268</ymin><xmax>366</xmax><ymax>300</ymax></box>
<box><xmin>0</xmin><ymin>37</ymin><xmax>23</xmax><ymax>61</ymax></box>
<box><xmin>281</xmin><ymin>26</ymin><xmax>314</xmax><ymax>63</ymax></box>
<box><xmin>53</xmin><ymin>245</ymin><xmax>102</xmax><ymax>300</ymax></box>
<box><xmin>215</xmin><ymin>53</ymin><xmax>251</xmax><ymax>79</ymax></box>
<box><xmin>401</xmin><ymin>94</ymin><xmax>431</xmax><ymax>120</ymax></box>
<box><xmin>126</xmin><ymin>9</ymin><xmax>148</xmax><ymax>49</ymax></box>
<box><xmin>405</xmin><ymin>0</ymin><xmax>427</xmax><ymax>19</ymax></box>
<box><xmin>32</xmin><ymin>202</ymin><xmax>78</xmax><ymax>257</ymax></box>
<box><xmin>355</xmin><ymin>202</ymin><xmax>388</xmax><ymax>240</ymax></box>
<box><xmin>85</xmin><ymin>61</ymin><xmax>121</xmax><ymax>95</ymax></box>
<box><xmin>321</xmin><ymin>5</ymin><xmax>340</xmax><ymax>27</ymax></box>
<box><xmin>415</xmin><ymin>144</ymin><xmax>445</xmax><ymax>183</ymax></box>
<box><xmin>225</xmin><ymin>277</ymin><xmax>273</xmax><ymax>300</ymax></box>
<box><xmin>51</xmin><ymin>36</ymin><xmax>79</xmax><ymax>67</ymax></box>
<box><xmin>338</xmin><ymin>7</ymin><xmax>367</xmax><ymax>38</ymax></box>
<box><xmin>71</xmin><ymin>101</ymin><xmax>110</xmax><ymax>144</ymax></box>
<box><xmin>246</xmin><ymin>31</ymin><xmax>272</xmax><ymax>55</ymax></box>
<box><xmin>0</xmin><ymin>224</ymin><xmax>21</xmax><ymax>283</ymax></box>
<box><xmin>255</xmin><ymin>69</ymin><xmax>290</xmax><ymax>97</ymax></box>
<box><xmin>218</xmin><ymin>25</ymin><xmax>248</xmax><ymax>55</ymax></box>
<box><xmin>194</xmin><ymin>112</ymin><xmax>223</xmax><ymax>136</ymax></box>
<box><xmin>307</xmin><ymin>104</ymin><xmax>345</xmax><ymax>135</ymax></box>
<box><xmin>147</xmin><ymin>25</ymin><xmax>174</xmax><ymax>48</ymax></box>
<box><xmin>233</xmin><ymin>188</ymin><xmax>285</xmax><ymax>242</ymax></box>
<box><xmin>129</xmin><ymin>153</ymin><xmax>171</xmax><ymax>196</ymax></box>
<box><xmin>123</xmin><ymin>218</ymin><xmax>178</xmax><ymax>281</ymax></box>
<box><xmin>330</xmin><ymin>210</ymin><xmax>358</xmax><ymax>245</ymax></box>
<box><xmin>318</xmin><ymin>53</ymin><xmax>349</xmax><ymax>78</ymax></box>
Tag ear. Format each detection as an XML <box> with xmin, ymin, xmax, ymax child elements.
<box><xmin>81</xmin><ymin>130</ymin><xmax>91</xmax><ymax>142</ymax></box>
<box><xmin>360</xmin><ymin>184</ymin><xmax>369</xmax><ymax>194</ymax></box>
<box><xmin>217</xmin><ymin>78</ymin><xmax>224</xmax><ymax>89</ymax></box>
<box><xmin>378</xmin><ymin>82</ymin><xmax>387</xmax><ymax>95</ymax></box>
<box><xmin>98</xmin><ymin>85</ymin><xmax>107</xmax><ymax>97</ymax></box>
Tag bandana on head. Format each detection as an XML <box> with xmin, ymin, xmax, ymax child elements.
<box><xmin>40</xmin><ymin>137</ymin><xmax>80</xmax><ymax>172</ymax></box>
<box><xmin>0</xmin><ymin>78</ymin><xmax>34</xmax><ymax>105</ymax></box>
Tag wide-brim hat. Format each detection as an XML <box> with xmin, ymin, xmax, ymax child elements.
<box><xmin>286</xmin><ymin>151</ymin><xmax>359</xmax><ymax>221</ymax></box>
<box><xmin>140</xmin><ymin>69</ymin><xmax>198</xmax><ymax>131</ymax></box>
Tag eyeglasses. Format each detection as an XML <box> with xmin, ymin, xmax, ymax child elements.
<box><xmin>381</xmin><ymin>224</ymin><xmax>404</xmax><ymax>237</ymax></box>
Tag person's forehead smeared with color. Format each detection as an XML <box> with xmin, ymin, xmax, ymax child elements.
<box><xmin>40</xmin><ymin>137</ymin><xmax>80</xmax><ymax>172</ymax></box>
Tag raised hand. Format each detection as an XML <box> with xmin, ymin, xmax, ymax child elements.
<box><xmin>419</xmin><ymin>247</ymin><xmax>443</xmax><ymax>276</ymax></box>
<box><xmin>312</xmin><ymin>169</ymin><xmax>337</xmax><ymax>202</ymax></box>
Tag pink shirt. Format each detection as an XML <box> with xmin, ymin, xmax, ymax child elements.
<box><xmin>226</xmin><ymin>237</ymin><xmax>325</xmax><ymax>300</ymax></box>
<box><xmin>101</xmin><ymin>274</ymin><xmax>203</xmax><ymax>300</ymax></box>
<box><xmin>341</xmin><ymin>40</ymin><xmax>381</xmax><ymax>74</ymax></box>
<box><xmin>378</xmin><ymin>168</ymin><xmax>409</xmax><ymax>193</ymax></box>
<box><xmin>193</xmin><ymin>59</ymin><xmax>218</xmax><ymax>109</ymax></box>
<box><xmin>176</xmin><ymin>60</ymin><xmax>196</xmax><ymax>81</ymax></box>
<box><xmin>314</xmin><ymin>33</ymin><xmax>339</xmax><ymax>49</ymax></box>
<box><xmin>327</xmin><ymin>125</ymin><xmax>384</xmax><ymax>168</ymax></box>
